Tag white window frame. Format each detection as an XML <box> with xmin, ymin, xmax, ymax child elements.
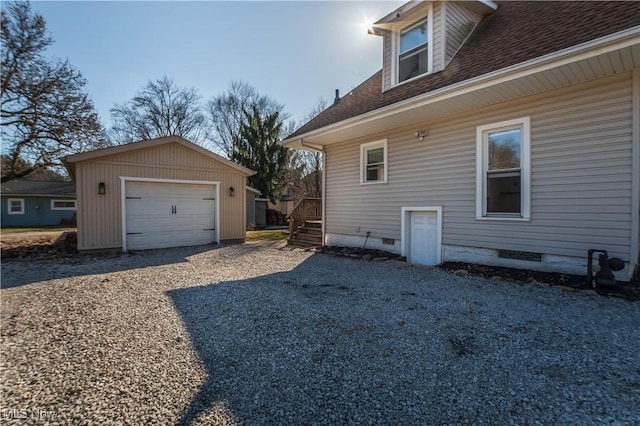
<box><xmin>7</xmin><ymin>198</ymin><xmax>25</xmax><ymax>215</ymax></box>
<box><xmin>51</xmin><ymin>199</ymin><xmax>76</xmax><ymax>211</ymax></box>
<box><xmin>360</xmin><ymin>139</ymin><xmax>388</xmax><ymax>185</ymax></box>
<box><xmin>476</xmin><ymin>117</ymin><xmax>531</xmax><ymax>221</ymax></box>
<box><xmin>391</xmin><ymin>3</ymin><xmax>433</xmax><ymax>86</ymax></box>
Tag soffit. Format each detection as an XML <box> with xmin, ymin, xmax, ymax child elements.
<box><xmin>284</xmin><ymin>41</ymin><xmax>639</xmax><ymax>147</ymax></box>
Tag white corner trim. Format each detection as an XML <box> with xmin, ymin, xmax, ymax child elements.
<box><xmin>321</xmin><ymin>147</ymin><xmax>327</xmax><ymax>245</ymax></box>
<box><xmin>119</xmin><ymin>177</ymin><xmax>221</xmax><ymax>252</ymax></box>
<box><xmin>400</xmin><ymin>206</ymin><xmax>443</xmax><ymax>263</ymax></box>
<box><xmin>631</xmin><ymin>69</ymin><xmax>640</xmax><ymax>268</ymax></box>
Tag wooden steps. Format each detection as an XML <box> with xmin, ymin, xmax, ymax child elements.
<box><xmin>288</xmin><ymin>220</ymin><xmax>322</xmax><ymax>247</ymax></box>
<box><xmin>287</xmin><ymin>198</ymin><xmax>323</xmax><ymax>248</ymax></box>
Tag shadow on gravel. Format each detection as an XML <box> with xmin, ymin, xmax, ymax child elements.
<box><xmin>0</xmin><ymin>244</ymin><xmax>220</xmax><ymax>289</ymax></box>
<box><xmin>168</xmin><ymin>253</ymin><xmax>640</xmax><ymax>425</ymax></box>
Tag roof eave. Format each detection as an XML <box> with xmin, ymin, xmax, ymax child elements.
<box><xmin>63</xmin><ymin>136</ymin><xmax>256</xmax><ymax>177</ymax></box>
<box><xmin>371</xmin><ymin>0</ymin><xmax>496</xmax><ymax>33</ymax></box>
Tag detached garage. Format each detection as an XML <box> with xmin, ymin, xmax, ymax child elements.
<box><xmin>63</xmin><ymin>136</ymin><xmax>255</xmax><ymax>252</ymax></box>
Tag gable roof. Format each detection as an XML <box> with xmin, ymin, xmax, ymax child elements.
<box><xmin>286</xmin><ymin>1</ymin><xmax>640</xmax><ymax>142</ymax></box>
<box><xmin>63</xmin><ymin>136</ymin><xmax>255</xmax><ymax>180</ymax></box>
<box><xmin>1</xmin><ymin>180</ymin><xmax>75</xmax><ymax>197</ymax></box>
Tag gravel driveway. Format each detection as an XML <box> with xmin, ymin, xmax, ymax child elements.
<box><xmin>1</xmin><ymin>243</ymin><xmax>639</xmax><ymax>425</ymax></box>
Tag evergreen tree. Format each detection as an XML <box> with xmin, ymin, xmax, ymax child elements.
<box><xmin>232</xmin><ymin>105</ymin><xmax>289</xmax><ymax>203</ymax></box>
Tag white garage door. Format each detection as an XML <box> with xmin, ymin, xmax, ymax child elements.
<box><xmin>125</xmin><ymin>181</ymin><xmax>216</xmax><ymax>250</ymax></box>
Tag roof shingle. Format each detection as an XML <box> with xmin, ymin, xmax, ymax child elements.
<box><xmin>1</xmin><ymin>180</ymin><xmax>76</xmax><ymax>197</ymax></box>
<box><xmin>288</xmin><ymin>1</ymin><xmax>640</xmax><ymax>139</ymax></box>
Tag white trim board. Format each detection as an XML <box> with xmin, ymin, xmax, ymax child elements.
<box><xmin>119</xmin><ymin>177</ymin><xmax>221</xmax><ymax>252</ymax></box>
<box><xmin>631</xmin><ymin>68</ymin><xmax>639</xmax><ymax>268</ymax></box>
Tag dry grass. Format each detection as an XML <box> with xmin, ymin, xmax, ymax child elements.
<box><xmin>245</xmin><ymin>229</ymin><xmax>288</xmax><ymax>242</ymax></box>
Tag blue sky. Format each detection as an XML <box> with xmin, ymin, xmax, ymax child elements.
<box><xmin>30</xmin><ymin>1</ymin><xmax>403</xmax><ymax>129</ymax></box>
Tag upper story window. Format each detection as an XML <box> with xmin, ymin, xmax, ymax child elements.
<box><xmin>360</xmin><ymin>139</ymin><xmax>388</xmax><ymax>184</ymax></box>
<box><xmin>399</xmin><ymin>19</ymin><xmax>429</xmax><ymax>83</ymax></box>
<box><xmin>476</xmin><ymin>117</ymin><xmax>531</xmax><ymax>221</ymax></box>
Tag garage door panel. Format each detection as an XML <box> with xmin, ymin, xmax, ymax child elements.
<box><xmin>127</xmin><ymin>230</ymin><xmax>216</xmax><ymax>250</ymax></box>
<box><xmin>125</xmin><ymin>181</ymin><xmax>217</xmax><ymax>250</ymax></box>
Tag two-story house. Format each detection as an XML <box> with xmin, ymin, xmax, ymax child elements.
<box><xmin>283</xmin><ymin>1</ymin><xmax>640</xmax><ymax>280</ymax></box>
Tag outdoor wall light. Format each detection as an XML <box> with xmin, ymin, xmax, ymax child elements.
<box><xmin>229</xmin><ymin>186</ymin><xmax>235</xmax><ymax>197</ymax></box>
<box><xmin>98</xmin><ymin>182</ymin><xmax>106</xmax><ymax>195</ymax></box>
<box><xmin>414</xmin><ymin>130</ymin><xmax>429</xmax><ymax>141</ymax></box>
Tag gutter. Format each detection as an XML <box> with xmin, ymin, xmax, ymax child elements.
<box><xmin>283</xmin><ymin>26</ymin><xmax>640</xmax><ymax>146</ymax></box>
<box><xmin>298</xmin><ymin>139</ymin><xmax>324</xmax><ymax>152</ymax></box>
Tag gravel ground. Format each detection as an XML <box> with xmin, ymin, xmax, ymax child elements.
<box><xmin>1</xmin><ymin>242</ymin><xmax>639</xmax><ymax>425</ymax></box>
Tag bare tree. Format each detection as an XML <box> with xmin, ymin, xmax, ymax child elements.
<box><xmin>1</xmin><ymin>1</ymin><xmax>107</xmax><ymax>182</ymax></box>
<box><xmin>110</xmin><ymin>76</ymin><xmax>206</xmax><ymax>146</ymax></box>
<box><xmin>206</xmin><ymin>81</ymin><xmax>285</xmax><ymax>157</ymax></box>
<box><xmin>285</xmin><ymin>97</ymin><xmax>328</xmax><ymax>198</ymax></box>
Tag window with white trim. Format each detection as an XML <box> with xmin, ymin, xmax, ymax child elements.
<box><xmin>398</xmin><ymin>19</ymin><xmax>429</xmax><ymax>83</ymax></box>
<box><xmin>476</xmin><ymin>117</ymin><xmax>531</xmax><ymax>220</ymax></box>
<box><xmin>8</xmin><ymin>198</ymin><xmax>24</xmax><ymax>215</ymax></box>
<box><xmin>51</xmin><ymin>199</ymin><xmax>76</xmax><ymax>210</ymax></box>
<box><xmin>392</xmin><ymin>4</ymin><xmax>433</xmax><ymax>86</ymax></box>
<box><xmin>360</xmin><ymin>140</ymin><xmax>388</xmax><ymax>184</ymax></box>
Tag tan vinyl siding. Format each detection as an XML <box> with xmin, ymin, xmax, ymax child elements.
<box><xmin>325</xmin><ymin>72</ymin><xmax>634</xmax><ymax>260</ymax></box>
<box><xmin>445</xmin><ymin>2</ymin><xmax>482</xmax><ymax>64</ymax></box>
<box><xmin>431</xmin><ymin>1</ymin><xmax>443</xmax><ymax>73</ymax></box>
<box><xmin>75</xmin><ymin>142</ymin><xmax>246</xmax><ymax>250</ymax></box>
<box><xmin>382</xmin><ymin>31</ymin><xmax>392</xmax><ymax>92</ymax></box>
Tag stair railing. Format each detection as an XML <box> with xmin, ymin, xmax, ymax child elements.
<box><xmin>287</xmin><ymin>198</ymin><xmax>322</xmax><ymax>240</ymax></box>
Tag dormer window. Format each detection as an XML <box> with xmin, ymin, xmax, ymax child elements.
<box><xmin>390</xmin><ymin>3</ymin><xmax>433</xmax><ymax>86</ymax></box>
<box><xmin>399</xmin><ymin>19</ymin><xmax>429</xmax><ymax>82</ymax></box>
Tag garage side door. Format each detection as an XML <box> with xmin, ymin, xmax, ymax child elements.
<box><xmin>125</xmin><ymin>181</ymin><xmax>216</xmax><ymax>250</ymax></box>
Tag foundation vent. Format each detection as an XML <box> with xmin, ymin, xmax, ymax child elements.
<box><xmin>497</xmin><ymin>249</ymin><xmax>542</xmax><ymax>262</ymax></box>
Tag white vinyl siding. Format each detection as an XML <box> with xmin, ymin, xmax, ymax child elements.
<box><xmin>324</xmin><ymin>72</ymin><xmax>634</xmax><ymax>260</ymax></box>
<box><xmin>7</xmin><ymin>198</ymin><xmax>24</xmax><ymax>215</ymax></box>
<box><xmin>51</xmin><ymin>200</ymin><xmax>76</xmax><ymax>210</ymax></box>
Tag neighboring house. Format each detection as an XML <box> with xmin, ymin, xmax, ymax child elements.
<box><xmin>63</xmin><ymin>136</ymin><xmax>254</xmax><ymax>252</ymax></box>
<box><xmin>1</xmin><ymin>180</ymin><xmax>76</xmax><ymax>227</ymax></box>
<box><xmin>246</xmin><ymin>187</ymin><xmax>269</xmax><ymax>230</ymax></box>
<box><xmin>283</xmin><ymin>1</ymin><xmax>640</xmax><ymax>280</ymax></box>
<box><xmin>269</xmin><ymin>194</ymin><xmax>295</xmax><ymax>216</ymax></box>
